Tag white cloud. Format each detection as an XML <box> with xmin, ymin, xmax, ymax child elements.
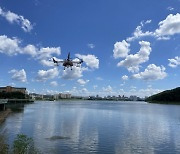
<box><xmin>77</xmin><ymin>79</ymin><xmax>89</xmax><ymax>86</ymax></box>
<box><xmin>87</xmin><ymin>43</ymin><xmax>95</xmax><ymax>49</ymax></box>
<box><xmin>127</xmin><ymin>25</ymin><xmax>153</xmax><ymax>42</ymax></box>
<box><xmin>50</xmin><ymin>81</ymin><xmax>58</xmax><ymax>87</ymax></box>
<box><xmin>0</xmin><ymin>35</ymin><xmax>21</xmax><ymax>55</ymax></box>
<box><xmin>167</xmin><ymin>7</ymin><xmax>174</xmax><ymax>11</ymax></box>
<box><xmin>102</xmin><ymin>85</ymin><xmax>113</xmax><ymax>93</ymax></box>
<box><xmin>37</xmin><ymin>47</ymin><xmax>61</xmax><ymax>59</ymax></box>
<box><xmin>9</xmin><ymin>69</ymin><xmax>27</xmax><ymax>82</ymax></box>
<box><xmin>42</xmin><ymin>89</ymin><xmax>59</xmax><ymax>95</ymax></box>
<box><xmin>0</xmin><ymin>7</ymin><xmax>33</xmax><ymax>32</ymax></box>
<box><xmin>23</xmin><ymin>44</ymin><xmax>37</xmax><ymax>57</ymax></box>
<box><xmin>61</xmin><ymin>67</ymin><xmax>88</xmax><ymax>80</ymax></box>
<box><xmin>117</xmin><ymin>41</ymin><xmax>152</xmax><ymax>73</ymax></box>
<box><xmin>168</xmin><ymin>56</ymin><xmax>180</xmax><ymax>68</ymax></box>
<box><xmin>69</xmin><ymin>87</ymin><xmax>90</xmax><ymax>96</ymax></box>
<box><xmin>144</xmin><ymin>20</ymin><xmax>152</xmax><ymax>24</ymax></box>
<box><xmin>132</xmin><ymin>64</ymin><xmax>167</xmax><ymax>81</ymax></box>
<box><xmin>122</xmin><ymin>75</ymin><xmax>128</xmax><ymax>80</ymax></box>
<box><xmin>126</xmin><ymin>14</ymin><xmax>180</xmax><ymax>41</ymax></box>
<box><xmin>0</xmin><ymin>35</ymin><xmax>61</xmax><ymax>63</ymax></box>
<box><xmin>113</xmin><ymin>40</ymin><xmax>130</xmax><ymax>58</ymax></box>
<box><xmin>81</xmin><ymin>88</ymin><xmax>88</xmax><ymax>93</ymax></box>
<box><xmin>40</xmin><ymin>59</ymin><xmax>55</xmax><ymax>67</ymax></box>
<box><xmin>155</xmin><ymin>13</ymin><xmax>180</xmax><ymax>38</ymax></box>
<box><xmin>75</xmin><ymin>54</ymin><xmax>99</xmax><ymax>69</ymax></box>
<box><xmin>36</xmin><ymin>68</ymin><xmax>59</xmax><ymax>82</ymax></box>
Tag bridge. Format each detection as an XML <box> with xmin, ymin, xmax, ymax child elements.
<box><xmin>0</xmin><ymin>99</ymin><xmax>8</xmax><ymax>111</ymax></box>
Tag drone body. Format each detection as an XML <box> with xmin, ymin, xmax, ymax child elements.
<box><xmin>52</xmin><ymin>52</ymin><xmax>83</xmax><ymax>70</ymax></box>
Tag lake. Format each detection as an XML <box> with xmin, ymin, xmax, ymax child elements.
<box><xmin>1</xmin><ymin>101</ymin><xmax>180</xmax><ymax>154</ymax></box>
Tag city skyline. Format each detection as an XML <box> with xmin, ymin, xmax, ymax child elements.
<box><xmin>0</xmin><ymin>0</ymin><xmax>180</xmax><ymax>97</ymax></box>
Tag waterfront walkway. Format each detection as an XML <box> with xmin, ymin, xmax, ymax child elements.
<box><xmin>0</xmin><ymin>99</ymin><xmax>8</xmax><ymax>111</ymax></box>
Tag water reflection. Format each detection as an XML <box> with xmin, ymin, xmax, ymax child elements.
<box><xmin>0</xmin><ymin>101</ymin><xmax>180</xmax><ymax>153</ymax></box>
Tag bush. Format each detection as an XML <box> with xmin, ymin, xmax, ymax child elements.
<box><xmin>0</xmin><ymin>134</ymin><xmax>40</xmax><ymax>154</ymax></box>
<box><xmin>13</xmin><ymin>134</ymin><xmax>40</xmax><ymax>154</ymax></box>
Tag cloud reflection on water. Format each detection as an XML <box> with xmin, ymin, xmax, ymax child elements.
<box><xmin>1</xmin><ymin>101</ymin><xmax>180</xmax><ymax>153</ymax></box>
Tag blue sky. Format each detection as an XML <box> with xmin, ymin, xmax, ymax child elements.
<box><xmin>0</xmin><ymin>0</ymin><xmax>180</xmax><ymax>97</ymax></box>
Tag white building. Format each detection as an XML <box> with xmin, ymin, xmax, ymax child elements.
<box><xmin>54</xmin><ymin>93</ymin><xmax>71</xmax><ymax>99</ymax></box>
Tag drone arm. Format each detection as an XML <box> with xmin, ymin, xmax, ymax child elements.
<box><xmin>56</xmin><ymin>60</ymin><xmax>64</xmax><ymax>63</ymax></box>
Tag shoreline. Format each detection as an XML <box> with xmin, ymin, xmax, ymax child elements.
<box><xmin>0</xmin><ymin>109</ymin><xmax>12</xmax><ymax>124</ymax></box>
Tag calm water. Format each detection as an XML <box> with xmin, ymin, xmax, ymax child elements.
<box><xmin>1</xmin><ymin>101</ymin><xmax>180</xmax><ymax>154</ymax></box>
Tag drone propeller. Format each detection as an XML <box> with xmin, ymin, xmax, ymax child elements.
<box><xmin>76</xmin><ymin>57</ymin><xmax>83</xmax><ymax>63</ymax></box>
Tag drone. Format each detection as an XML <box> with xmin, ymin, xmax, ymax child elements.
<box><xmin>51</xmin><ymin>52</ymin><xmax>83</xmax><ymax>70</ymax></box>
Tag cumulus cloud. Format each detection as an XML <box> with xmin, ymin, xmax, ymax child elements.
<box><xmin>102</xmin><ymin>85</ymin><xmax>113</xmax><ymax>93</ymax></box>
<box><xmin>37</xmin><ymin>47</ymin><xmax>61</xmax><ymax>59</ymax></box>
<box><xmin>50</xmin><ymin>81</ymin><xmax>58</xmax><ymax>87</ymax></box>
<box><xmin>77</xmin><ymin>79</ymin><xmax>89</xmax><ymax>86</ymax></box>
<box><xmin>155</xmin><ymin>13</ymin><xmax>180</xmax><ymax>37</ymax></box>
<box><xmin>69</xmin><ymin>87</ymin><xmax>90</xmax><ymax>96</ymax></box>
<box><xmin>75</xmin><ymin>54</ymin><xmax>99</xmax><ymax>69</ymax></box>
<box><xmin>61</xmin><ymin>67</ymin><xmax>88</xmax><ymax>80</ymax></box>
<box><xmin>23</xmin><ymin>44</ymin><xmax>37</xmax><ymax>57</ymax></box>
<box><xmin>117</xmin><ymin>41</ymin><xmax>152</xmax><ymax>73</ymax></box>
<box><xmin>9</xmin><ymin>69</ymin><xmax>27</xmax><ymax>82</ymax></box>
<box><xmin>122</xmin><ymin>75</ymin><xmax>128</xmax><ymax>80</ymax></box>
<box><xmin>40</xmin><ymin>59</ymin><xmax>55</xmax><ymax>67</ymax></box>
<box><xmin>126</xmin><ymin>13</ymin><xmax>180</xmax><ymax>41</ymax></box>
<box><xmin>42</xmin><ymin>89</ymin><xmax>59</xmax><ymax>95</ymax></box>
<box><xmin>0</xmin><ymin>35</ymin><xmax>61</xmax><ymax>62</ymax></box>
<box><xmin>87</xmin><ymin>43</ymin><xmax>95</xmax><ymax>49</ymax></box>
<box><xmin>0</xmin><ymin>35</ymin><xmax>21</xmax><ymax>55</ymax></box>
<box><xmin>168</xmin><ymin>56</ymin><xmax>180</xmax><ymax>68</ymax></box>
<box><xmin>132</xmin><ymin>64</ymin><xmax>167</xmax><ymax>81</ymax></box>
<box><xmin>36</xmin><ymin>68</ymin><xmax>59</xmax><ymax>82</ymax></box>
<box><xmin>0</xmin><ymin>7</ymin><xmax>33</xmax><ymax>32</ymax></box>
<box><xmin>127</xmin><ymin>23</ymin><xmax>153</xmax><ymax>42</ymax></box>
<box><xmin>113</xmin><ymin>40</ymin><xmax>130</xmax><ymax>58</ymax></box>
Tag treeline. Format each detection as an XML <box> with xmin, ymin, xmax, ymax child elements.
<box><xmin>146</xmin><ymin>87</ymin><xmax>180</xmax><ymax>103</ymax></box>
<box><xmin>0</xmin><ymin>92</ymin><xmax>26</xmax><ymax>99</ymax></box>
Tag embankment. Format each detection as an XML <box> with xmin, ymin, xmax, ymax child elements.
<box><xmin>0</xmin><ymin>109</ymin><xmax>11</xmax><ymax>124</ymax></box>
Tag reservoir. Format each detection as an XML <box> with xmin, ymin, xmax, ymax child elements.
<box><xmin>1</xmin><ymin>101</ymin><xmax>180</xmax><ymax>153</ymax></box>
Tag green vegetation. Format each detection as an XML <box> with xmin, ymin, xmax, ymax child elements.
<box><xmin>0</xmin><ymin>134</ymin><xmax>40</xmax><ymax>154</ymax></box>
<box><xmin>0</xmin><ymin>92</ymin><xmax>25</xmax><ymax>99</ymax></box>
<box><xmin>146</xmin><ymin>87</ymin><xmax>180</xmax><ymax>104</ymax></box>
<box><xmin>0</xmin><ymin>135</ymin><xmax>9</xmax><ymax>154</ymax></box>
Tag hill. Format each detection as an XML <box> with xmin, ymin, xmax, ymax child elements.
<box><xmin>145</xmin><ymin>87</ymin><xmax>180</xmax><ymax>104</ymax></box>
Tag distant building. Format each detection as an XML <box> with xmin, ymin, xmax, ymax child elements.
<box><xmin>0</xmin><ymin>86</ymin><xmax>26</xmax><ymax>94</ymax></box>
<box><xmin>54</xmin><ymin>93</ymin><xmax>71</xmax><ymax>99</ymax></box>
<box><xmin>43</xmin><ymin>94</ymin><xmax>54</xmax><ymax>100</ymax></box>
<box><xmin>29</xmin><ymin>93</ymin><xmax>44</xmax><ymax>100</ymax></box>
<box><xmin>129</xmin><ymin>95</ymin><xmax>138</xmax><ymax>101</ymax></box>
